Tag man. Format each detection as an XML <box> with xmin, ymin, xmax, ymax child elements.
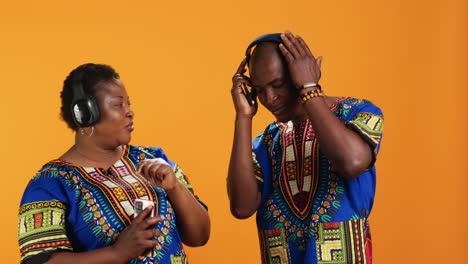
<box><xmin>227</xmin><ymin>31</ymin><xmax>383</xmax><ymax>264</ymax></box>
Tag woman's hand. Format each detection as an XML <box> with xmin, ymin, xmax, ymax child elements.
<box><xmin>278</xmin><ymin>31</ymin><xmax>323</xmax><ymax>88</ymax></box>
<box><xmin>138</xmin><ymin>158</ymin><xmax>178</xmax><ymax>192</ymax></box>
<box><xmin>231</xmin><ymin>58</ymin><xmax>258</xmax><ymax>119</ymax></box>
<box><xmin>111</xmin><ymin>206</ymin><xmax>163</xmax><ymax>262</ymax></box>
<box><xmin>138</xmin><ymin>159</ymin><xmax>210</xmax><ymax>247</ymax></box>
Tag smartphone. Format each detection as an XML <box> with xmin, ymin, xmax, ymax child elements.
<box><xmin>134</xmin><ymin>199</ymin><xmax>155</xmax><ymax>218</ymax></box>
<box><xmin>134</xmin><ymin>199</ymin><xmax>156</xmax><ymax>258</ymax></box>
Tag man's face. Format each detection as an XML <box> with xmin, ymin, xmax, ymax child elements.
<box><xmin>249</xmin><ymin>55</ymin><xmax>297</xmax><ymax>122</ymax></box>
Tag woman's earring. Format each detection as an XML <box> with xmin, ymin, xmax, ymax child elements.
<box><xmin>80</xmin><ymin>127</ymin><xmax>94</xmax><ymax>137</ymax></box>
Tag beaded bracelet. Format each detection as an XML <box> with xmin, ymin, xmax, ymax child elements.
<box><xmin>300</xmin><ymin>88</ymin><xmax>324</xmax><ymax>103</ymax></box>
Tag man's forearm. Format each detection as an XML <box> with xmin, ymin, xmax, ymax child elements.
<box><xmin>301</xmin><ymin>96</ymin><xmax>373</xmax><ymax>179</ymax></box>
<box><xmin>227</xmin><ymin>117</ymin><xmax>261</xmax><ymax>219</ymax></box>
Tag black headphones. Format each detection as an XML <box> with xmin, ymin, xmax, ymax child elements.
<box><xmin>245</xmin><ymin>33</ymin><xmax>283</xmax><ymax>65</ymax></box>
<box><xmin>70</xmin><ymin>69</ymin><xmax>100</xmax><ymax>127</ymax></box>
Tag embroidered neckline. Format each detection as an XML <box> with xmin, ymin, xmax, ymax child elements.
<box><xmin>274</xmin><ymin>97</ymin><xmax>350</xmax><ymax>129</ymax></box>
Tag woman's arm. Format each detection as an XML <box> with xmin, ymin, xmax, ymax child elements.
<box><xmin>45</xmin><ymin>206</ymin><xmax>163</xmax><ymax>264</ymax></box>
<box><xmin>138</xmin><ymin>159</ymin><xmax>210</xmax><ymax>247</ymax></box>
<box><xmin>166</xmin><ymin>182</ymin><xmax>210</xmax><ymax>246</ymax></box>
<box><xmin>45</xmin><ymin>246</ymin><xmax>124</xmax><ymax>264</ymax></box>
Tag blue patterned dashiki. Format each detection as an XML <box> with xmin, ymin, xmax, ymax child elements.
<box><xmin>18</xmin><ymin>145</ymin><xmax>205</xmax><ymax>264</ymax></box>
<box><xmin>253</xmin><ymin>97</ymin><xmax>384</xmax><ymax>264</ymax></box>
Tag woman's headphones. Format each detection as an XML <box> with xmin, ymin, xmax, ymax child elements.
<box><xmin>70</xmin><ymin>70</ymin><xmax>100</xmax><ymax>127</ymax></box>
<box><xmin>245</xmin><ymin>33</ymin><xmax>283</xmax><ymax>65</ymax></box>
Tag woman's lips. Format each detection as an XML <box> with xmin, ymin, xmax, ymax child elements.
<box><xmin>126</xmin><ymin>122</ymin><xmax>134</xmax><ymax>132</ymax></box>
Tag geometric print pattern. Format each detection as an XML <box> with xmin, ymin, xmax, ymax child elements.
<box><xmin>18</xmin><ymin>145</ymin><xmax>197</xmax><ymax>264</ymax></box>
<box><xmin>279</xmin><ymin>120</ymin><xmax>318</xmax><ymax>220</ymax></box>
<box><xmin>253</xmin><ymin>97</ymin><xmax>382</xmax><ymax>264</ymax></box>
<box><xmin>346</xmin><ymin>112</ymin><xmax>384</xmax><ymax>149</ymax></box>
<box><xmin>280</xmin><ymin>120</ymin><xmax>319</xmax><ymax>220</ymax></box>
<box><xmin>252</xmin><ymin>151</ymin><xmax>264</xmax><ymax>186</ymax></box>
<box><xmin>169</xmin><ymin>254</ymin><xmax>188</xmax><ymax>264</ymax></box>
<box><xmin>18</xmin><ymin>200</ymin><xmax>72</xmax><ymax>261</ymax></box>
<box><xmin>259</xmin><ymin>228</ymin><xmax>291</xmax><ymax>264</ymax></box>
<box><xmin>75</xmin><ymin>157</ymin><xmax>159</xmax><ymax>246</ymax></box>
<box><xmin>81</xmin><ymin>159</ymin><xmax>155</xmax><ymax>223</ymax></box>
<box><xmin>314</xmin><ymin>219</ymin><xmax>369</xmax><ymax>264</ymax></box>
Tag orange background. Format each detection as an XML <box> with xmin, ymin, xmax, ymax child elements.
<box><xmin>1</xmin><ymin>0</ymin><xmax>466</xmax><ymax>263</ymax></box>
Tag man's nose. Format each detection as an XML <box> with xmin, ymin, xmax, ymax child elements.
<box><xmin>265</xmin><ymin>89</ymin><xmax>278</xmax><ymax>105</ymax></box>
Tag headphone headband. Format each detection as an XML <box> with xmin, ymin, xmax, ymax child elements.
<box><xmin>70</xmin><ymin>67</ymin><xmax>100</xmax><ymax>127</ymax></box>
<box><xmin>245</xmin><ymin>33</ymin><xmax>283</xmax><ymax>63</ymax></box>
<box><xmin>71</xmin><ymin>70</ymin><xmax>86</xmax><ymax>104</ymax></box>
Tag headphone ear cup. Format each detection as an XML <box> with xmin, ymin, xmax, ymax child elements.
<box><xmin>72</xmin><ymin>100</ymin><xmax>91</xmax><ymax>127</ymax></box>
<box><xmin>71</xmin><ymin>96</ymin><xmax>100</xmax><ymax>127</ymax></box>
<box><xmin>86</xmin><ymin>95</ymin><xmax>100</xmax><ymax>125</ymax></box>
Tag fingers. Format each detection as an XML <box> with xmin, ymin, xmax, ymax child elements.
<box><xmin>241</xmin><ymin>83</ymin><xmax>248</xmax><ymax>96</ymax></box>
<box><xmin>235</xmin><ymin>57</ymin><xmax>248</xmax><ymax>76</ymax></box>
<box><xmin>280</xmin><ymin>31</ymin><xmax>316</xmax><ymax>61</ymax></box>
<box><xmin>232</xmin><ymin>58</ymin><xmax>249</xmax><ymax>85</ymax></box>
<box><xmin>279</xmin><ymin>43</ymin><xmax>294</xmax><ymax>63</ymax></box>
<box><xmin>137</xmin><ymin>160</ymin><xmax>146</xmax><ymax>174</ymax></box>
<box><xmin>232</xmin><ymin>74</ymin><xmax>250</xmax><ymax>88</ymax></box>
<box><xmin>280</xmin><ymin>32</ymin><xmax>301</xmax><ymax>58</ymax></box>
<box><xmin>143</xmin><ymin>227</ymin><xmax>161</xmax><ymax>239</ymax></box>
<box><xmin>133</xmin><ymin>204</ymin><xmax>154</xmax><ymax>224</ymax></box>
<box><xmin>138</xmin><ymin>159</ymin><xmax>171</xmax><ymax>181</ymax></box>
<box><xmin>140</xmin><ymin>161</ymin><xmax>154</xmax><ymax>180</ymax></box>
<box><xmin>148</xmin><ymin>163</ymin><xmax>163</xmax><ymax>181</ymax></box>
<box><xmin>279</xmin><ymin>32</ymin><xmax>302</xmax><ymax>63</ymax></box>
<box><xmin>152</xmin><ymin>163</ymin><xmax>172</xmax><ymax>182</ymax></box>
<box><xmin>231</xmin><ymin>73</ymin><xmax>252</xmax><ymax>104</ymax></box>
<box><xmin>140</xmin><ymin>215</ymin><xmax>165</xmax><ymax>229</ymax></box>
<box><xmin>292</xmin><ymin>35</ymin><xmax>308</xmax><ymax>57</ymax></box>
<box><xmin>296</xmin><ymin>35</ymin><xmax>314</xmax><ymax>57</ymax></box>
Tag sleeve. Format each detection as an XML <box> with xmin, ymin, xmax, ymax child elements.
<box><xmin>18</xmin><ymin>169</ymin><xmax>73</xmax><ymax>264</ymax></box>
<box><xmin>252</xmin><ymin>135</ymin><xmax>265</xmax><ymax>188</ymax></box>
<box><xmin>252</xmin><ymin>131</ymin><xmax>274</xmax><ymax>206</ymax></box>
<box><xmin>345</xmin><ymin>102</ymin><xmax>384</xmax><ymax>166</ymax></box>
<box><xmin>142</xmin><ymin>146</ymin><xmax>208</xmax><ymax>210</ymax></box>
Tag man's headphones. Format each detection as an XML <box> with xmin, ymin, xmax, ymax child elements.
<box><xmin>245</xmin><ymin>33</ymin><xmax>283</xmax><ymax>65</ymax></box>
<box><xmin>70</xmin><ymin>70</ymin><xmax>100</xmax><ymax>127</ymax></box>
<box><xmin>240</xmin><ymin>33</ymin><xmax>284</xmax><ymax>106</ymax></box>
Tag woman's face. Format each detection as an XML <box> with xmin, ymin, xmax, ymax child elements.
<box><xmin>92</xmin><ymin>78</ymin><xmax>134</xmax><ymax>149</ymax></box>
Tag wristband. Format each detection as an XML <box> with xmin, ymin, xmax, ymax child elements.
<box><xmin>298</xmin><ymin>83</ymin><xmax>321</xmax><ymax>90</ymax></box>
<box><xmin>300</xmin><ymin>88</ymin><xmax>324</xmax><ymax>103</ymax></box>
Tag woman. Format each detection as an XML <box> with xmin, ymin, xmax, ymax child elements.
<box><xmin>18</xmin><ymin>63</ymin><xmax>210</xmax><ymax>264</ymax></box>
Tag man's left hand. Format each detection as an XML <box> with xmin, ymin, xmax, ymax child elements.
<box><xmin>279</xmin><ymin>31</ymin><xmax>323</xmax><ymax>88</ymax></box>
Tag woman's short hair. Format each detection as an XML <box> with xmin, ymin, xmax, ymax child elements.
<box><xmin>60</xmin><ymin>63</ymin><xmax>120</xmax><ymax>131</ymax></box>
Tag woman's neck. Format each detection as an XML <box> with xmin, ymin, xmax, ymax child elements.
<box><xmin>60</xmin><ymin>135</ymin><xmax>123</xmax><ymax>169</ymax></box>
